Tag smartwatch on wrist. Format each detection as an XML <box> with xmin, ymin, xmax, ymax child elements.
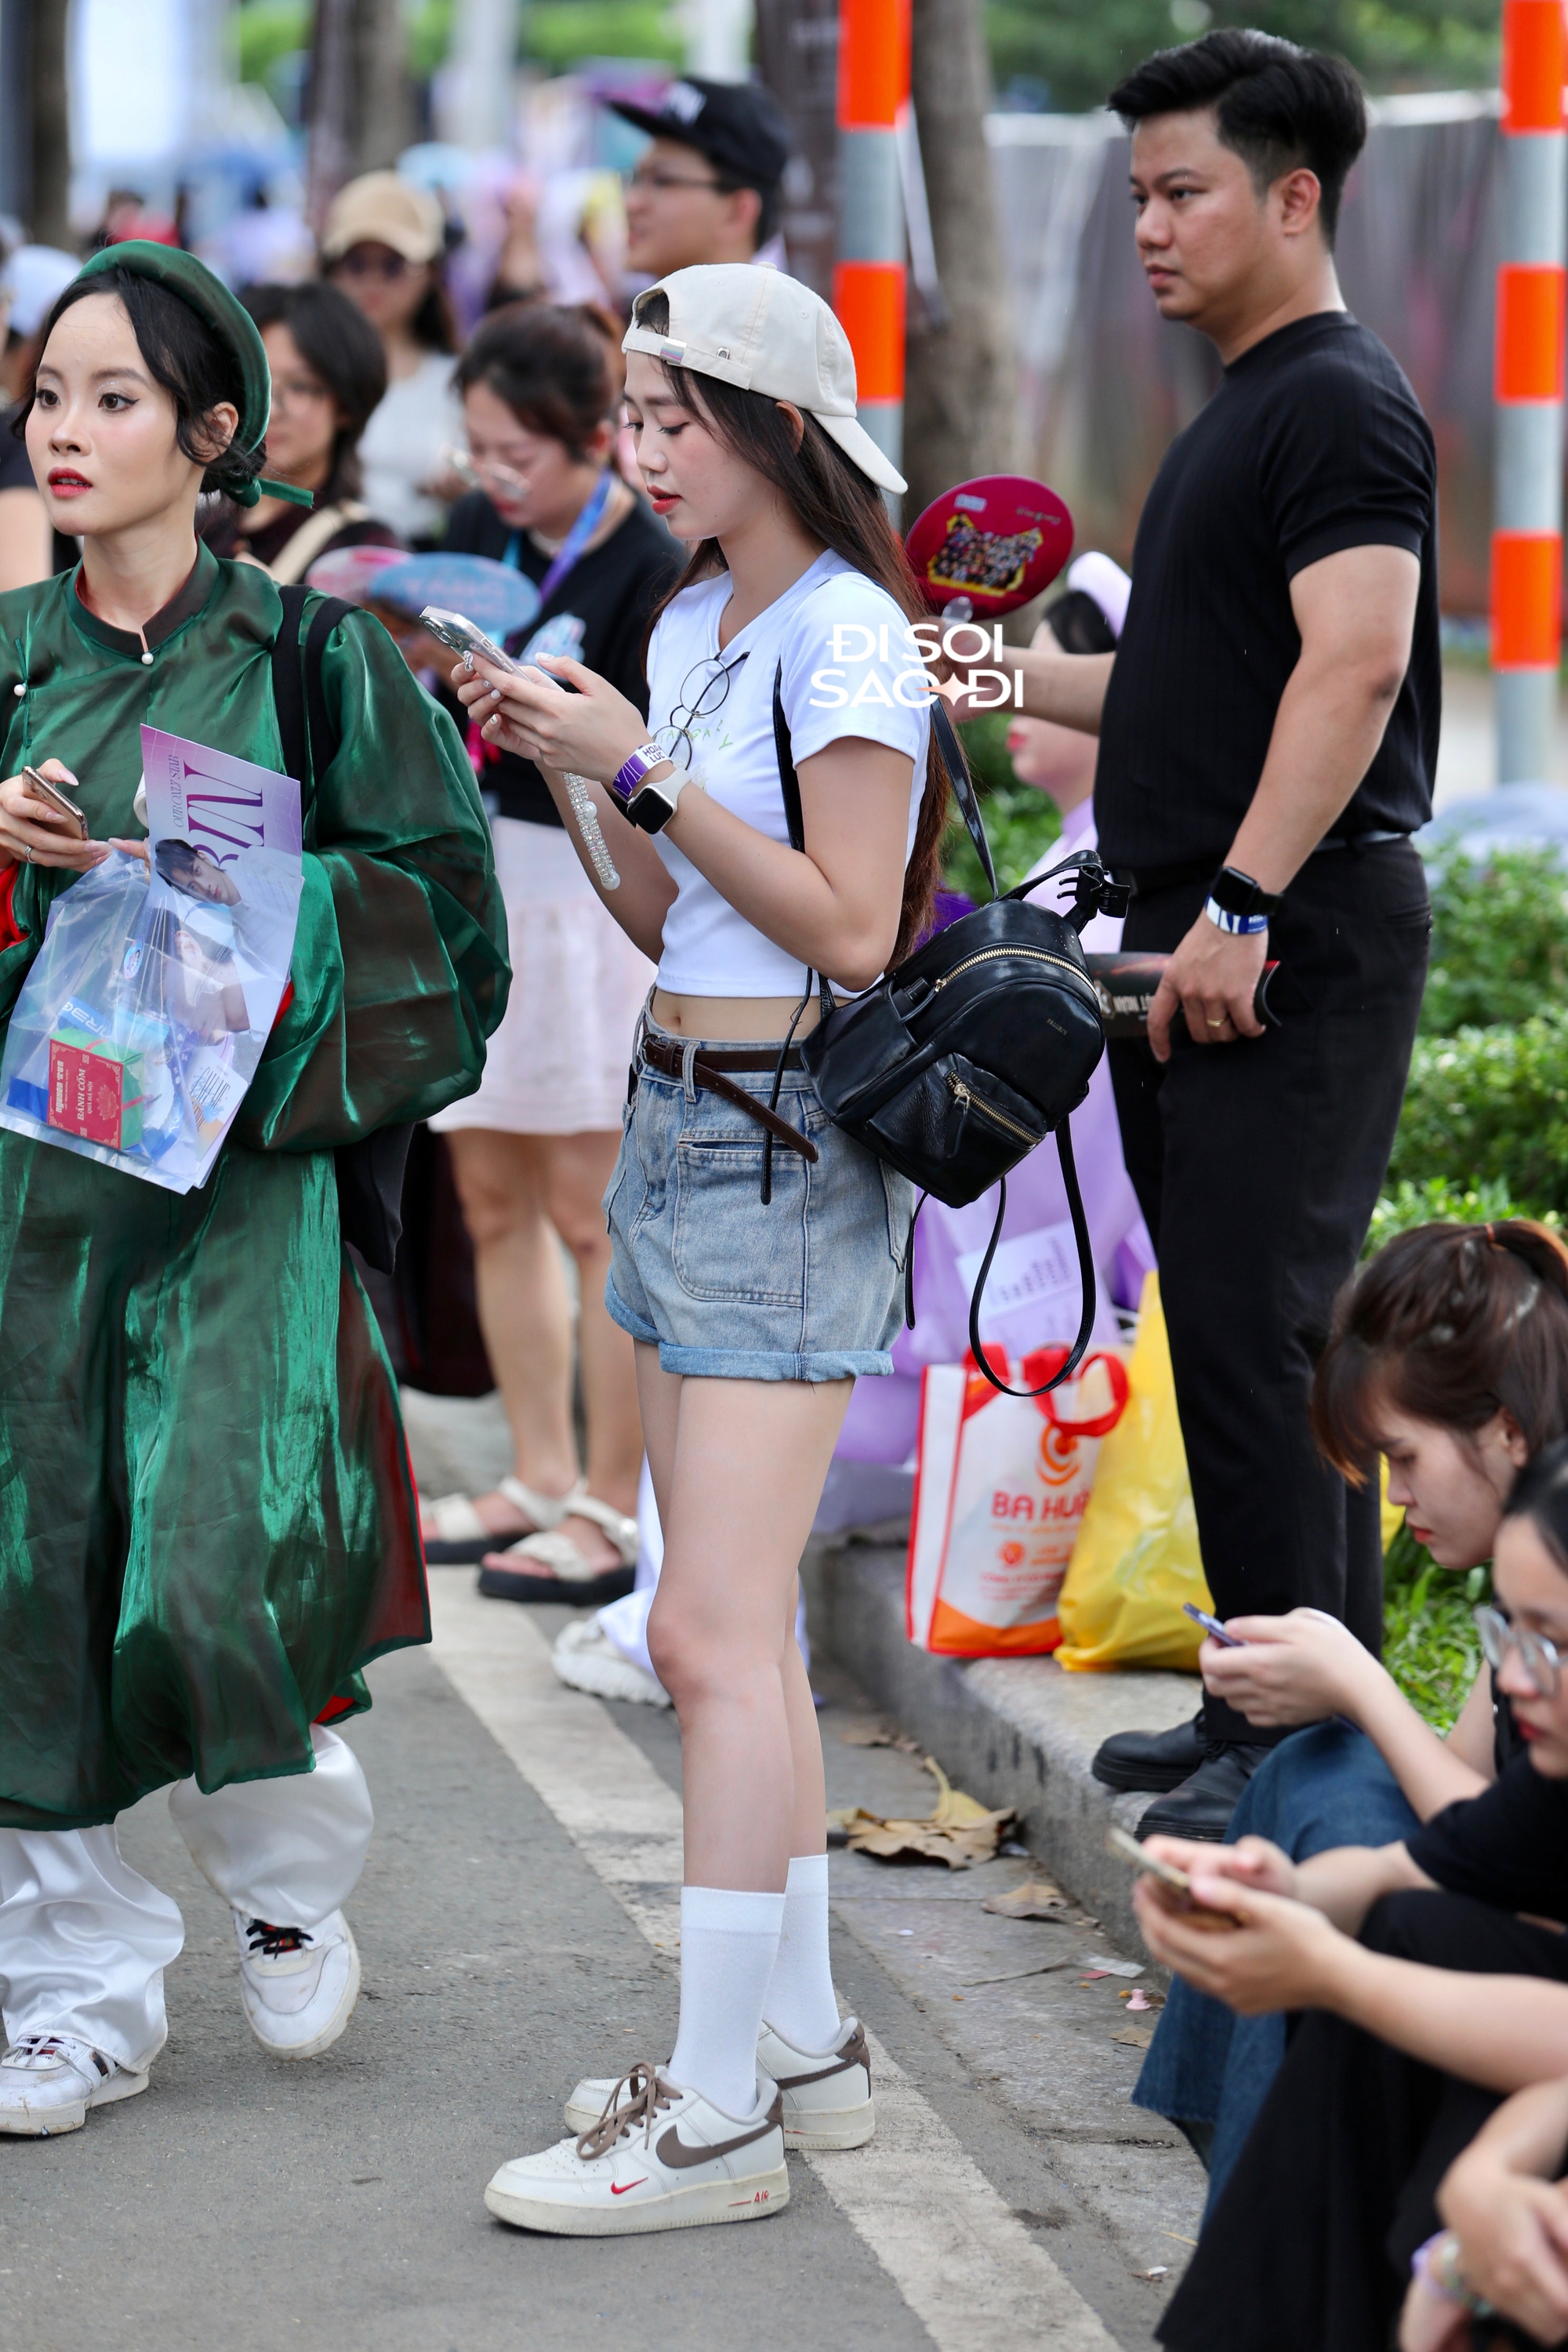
<box><xmin>624</xmin><ymin>764</ymin><xmax>698</xmax><ymax>835</ymax></box>
<box><xmin>1205</xmin><ymin>866</ymin><xmax>1282</xmax><ymax>937</ymax></box>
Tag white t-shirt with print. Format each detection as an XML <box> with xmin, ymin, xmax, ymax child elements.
<box><xmin>647</xmin><ymin>551</ymin><xmax>932</xmax><ymax>996</ymax></box>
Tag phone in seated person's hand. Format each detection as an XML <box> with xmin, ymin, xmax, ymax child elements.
<box><xmin>1105</xmin><ymin>1824</ymin><xmax>1243</xmax><ymax>1933</ymax></box>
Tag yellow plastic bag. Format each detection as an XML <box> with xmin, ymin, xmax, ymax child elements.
<box><xmin>1056</xmin><ymin>1272</ymin><xmax>1212</xmax><ymax>1671</ymax></box>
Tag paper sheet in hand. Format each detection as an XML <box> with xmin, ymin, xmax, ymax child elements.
<box><xmin>0</xmin><ymin>728</ymin><xmax>303</xmax><ymax>1192</ymax></box>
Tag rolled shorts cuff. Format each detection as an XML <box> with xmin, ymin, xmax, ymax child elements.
<box><xmin>655</xmin><ymin>1341</ymin><xmax>894</xmax><ymax>1382</ymax></box>
<box><xmin>604</xmin><ymin>1278</ymin><xmax>891</xmax><ymax>1379</ymax></box>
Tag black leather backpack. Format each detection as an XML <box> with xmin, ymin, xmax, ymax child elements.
<box><xmin>773</xmin><ymin>670</ymin><xmax>1126</xmax><ymax>1396</ymax></box>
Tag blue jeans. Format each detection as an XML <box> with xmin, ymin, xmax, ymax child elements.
<box><xmin>1131</xmin><ymin>1722</ymin><xmax>1419</xmax><ymax>2207</ymax></box>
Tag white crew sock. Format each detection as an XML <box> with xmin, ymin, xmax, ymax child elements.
<box><xmin>762</xmin><ymin>1853</ymin><xmax>841</xmax><ymax>2053</ymax></box>
<box><xmin>667</xmin><ymin>1886</ymin><xmax>786</xmax><ymax>2118</ymax></box>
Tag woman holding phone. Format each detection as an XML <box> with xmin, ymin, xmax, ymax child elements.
<box><xmin>0</xmin><ymin>241</ymin><xmax>505</xmax><ymax>2133</ymax></box>
<box><xmin>1135</xmin><ymin>1220</ymin><xmax>1568</xmax><ymax>2194</ymax></box>
<box><xmin>453</xmin><ymin>265</ymin><xmax>949</xmax><ymax>2236</ymax></box>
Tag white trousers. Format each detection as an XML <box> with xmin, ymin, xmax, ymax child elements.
<box><xmin>0</xmin><ymin>1726</ymin><xmax>373</xmax><ymax>2072</ymax></box>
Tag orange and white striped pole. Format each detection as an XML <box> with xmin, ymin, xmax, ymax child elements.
<box><xmin>1494</xmin><ymin>0</ymin><xmax>1566</xmax><ymax>786</ymax></box>
<box><xmin>834</xmin><ymin>0</ymin><xmax>910</xmax><ymax>493</ymax></box>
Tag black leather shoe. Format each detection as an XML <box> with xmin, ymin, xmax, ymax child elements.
<box><xmin>1092</xmin><ymin>1712</ymin><xmax>1209</xmax><ymax>1795</ymax></box>
<box><xmin>1135</xmin><ymin>1744</ymin><xmax>1272</xmax><ymax>1842</ymax></box>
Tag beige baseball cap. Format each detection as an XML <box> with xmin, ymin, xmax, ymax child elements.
<box><xmin>322</xmin><ymin>171</ymin><xmax>445</xmax><ymax>267</ymax></box>
<box><xmin>622</xmin><ymin>263</ymin><xmax>906</xmax><ymax>495</ymax></box>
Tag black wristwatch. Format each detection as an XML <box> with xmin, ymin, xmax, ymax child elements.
<box><xmin>1207</xmin><ymin>866</ymin><xmax>1283</xmax><ymax>920</ymax></box>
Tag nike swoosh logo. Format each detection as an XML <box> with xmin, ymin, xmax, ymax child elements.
<box><xmin>610</xmin><ymin>2179</ymin><xmax>647</xmax><ymax>2195</ymax></box>
<box><xmin>655</xmin><ymin>2114</ymin><xmax>779</xmax><ymax>2169</ymax></box>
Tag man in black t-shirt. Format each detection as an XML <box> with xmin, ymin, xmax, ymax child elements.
<box><xmin>995</xmin><ymin>32</ymin><xmax>1436</xmax><ymax>1835</ymax></box>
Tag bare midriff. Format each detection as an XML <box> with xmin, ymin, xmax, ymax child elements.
<box><xmin>649</xmin><ymin>989</ymin><xmax>822</xmax><ymax>1041</ymax></box>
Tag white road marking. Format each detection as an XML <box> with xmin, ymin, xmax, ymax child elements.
<box><xmin>429</xmin><ymin>1571</ymin><xmax>1120</xmax><ymax>2352</ymax></box>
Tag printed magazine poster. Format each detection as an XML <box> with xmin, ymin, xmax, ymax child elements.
<box><xmin>0</xmin><ymin>727</ymin><xmax>303</xmax><ymax>1192</ymax></box>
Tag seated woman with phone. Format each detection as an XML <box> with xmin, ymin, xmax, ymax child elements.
<box><xmin>1138</xmin><ymin>1428</ymin><xmax>1568</xmax><ymax>2352</ymax></box>
<box><xmin>1134</xmin><ymin>1221</ymin><xmax>1568</xmax><ymax>2190</ymax></box>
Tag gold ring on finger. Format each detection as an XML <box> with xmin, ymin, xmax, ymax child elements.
<box><xmin>1205</xmin><ymin>1014</ymin><xmax>1226</xmax><ymax>1028</ymax></box>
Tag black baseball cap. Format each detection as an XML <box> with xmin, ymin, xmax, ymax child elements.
<box><xmin>608</xmin><ymin>78</ymin><xmax>790</xmax><ymax>191</ymax></box>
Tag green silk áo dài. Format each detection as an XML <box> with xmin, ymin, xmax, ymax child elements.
<box><xmin>0</xmin><ymin>549</ymin><xmax>510</xmax><ymax>1828</ymax></box>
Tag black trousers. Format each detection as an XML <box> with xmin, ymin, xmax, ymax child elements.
<box><xmin>1110</xmin><ymin>840</ymin><xmax>1430</xmax><ymax>1744</ymax></box>
<box><xmin>1156</xmin><ymin>1890</ymin><xmax>1568</xmax><ymax>2352</ymax></box>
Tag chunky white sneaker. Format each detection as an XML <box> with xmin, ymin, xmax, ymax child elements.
<box><xmin>234</xmin><ymin>1908</ymin><xmax>361</xmax><ymax>2059</ymax></box>
<box><xmin>0</xmin><ymin>2034</ymin><xmax>149</xmax><ymax>2136</ymax></box>
<box><xmin>488</xmin><ymin>2061</ymin><xmax>788</xmax><ymax>2237</ymax></box>
<box><xmin>564</xmin><ymin>2017</ymin><xmax>873</xmax><ymax>2151</ymax></box>
<box><xmin>550</xmin><ymin>1618</ymin><xmax>671</xmax><ymax>1708</ymax></box>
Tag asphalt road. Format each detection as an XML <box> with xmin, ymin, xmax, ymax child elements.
<box><xmin>2</xmin><ymin>1577</ymin><xmax>1202</xmax><ymax>2352</ymax></box>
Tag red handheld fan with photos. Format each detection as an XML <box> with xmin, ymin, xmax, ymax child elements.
<box><xmin>905</xmin><ymin>474</ymin><xmax>1074</xmax><ymax>622</ymax></box>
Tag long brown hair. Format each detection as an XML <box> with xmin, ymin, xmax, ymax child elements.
<box><xmin>1312</xmin><ymin>1221</ymin><xmax>1568</xmax><ymax>1480</ymax></box>
<box><xmin>634</xmin><ymin>302</ymin><xmax>952</xmax><ymax>966</ymax></box>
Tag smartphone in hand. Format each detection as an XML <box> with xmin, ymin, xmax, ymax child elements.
<box><xmin>23</xmin><ymin>765</ymin><xmax>88</xmax><ymax>839</ymax></box>
<box><xmin>1106</xmin><ymin>1823</ymin><xmax>1240</xmax><ymax>1933</ymax></box>
<box><xmin>1184</xmin><ymin>1602</ymin><xmax>1245</xmax><ymax>1648</ymax></box>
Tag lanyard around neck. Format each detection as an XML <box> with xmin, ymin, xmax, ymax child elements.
<box><xmin>504</xmin><ymin>470</ymin><xmax>614</xmax><ymax>606</ymax></box>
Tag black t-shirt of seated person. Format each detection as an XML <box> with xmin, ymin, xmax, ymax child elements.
<box><xmin>1407</xmin><ymin>1751</ymin><xmax>1568</xmax><ymax>1925</ymax></box>
<box><xmin>1094</xmin><ymin>313</ymin><xmax>1440</xmax><ymax>874</ymax></box>
<box><xmin>441</xmin><ymin>488</ymin><xmax>682</xmax><ymax>829</ymax></box>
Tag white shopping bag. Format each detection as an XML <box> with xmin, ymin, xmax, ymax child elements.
<box><xmin>906</xmin><ymin>1345</ymin><xmax>1130</xmax><ymax>1656</ymax></box>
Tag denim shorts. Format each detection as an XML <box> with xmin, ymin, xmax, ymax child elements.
<box><xmin>603</xmin><ymin>1017</ymin><xmax>914</xmax><ymax>1381</ymax></box>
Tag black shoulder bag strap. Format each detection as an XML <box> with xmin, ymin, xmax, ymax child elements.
<box><xmin>271</xmin><ymin>585</ymin><xmax>414</xmax><ymax>1277</ymax></box>
<box><xmin>770</xmin><ymin>659</ymin><xmax>1099</xmax><ymax>1402</ymax></box>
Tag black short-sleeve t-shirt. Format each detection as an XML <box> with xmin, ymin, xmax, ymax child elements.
<box><xmin>1094</xmin><ymin>312</ymin><xmax>1440</xmax><ymax>873</ymax></box>
<box><xmin>441</xmin><ymin>486</ymin><xmax>682</xmax><ymax>827</ymax></box>
<box><xmin>1406</xmin><ymin>1754</ymin><xmax>1568</xmax><ymax>1926</ymax></box>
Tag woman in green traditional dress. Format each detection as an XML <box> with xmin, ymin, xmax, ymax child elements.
<box><xmin>0</xmin><ymin>242</ymin><xmax>507</xmax><ymax>2136</ymax></box>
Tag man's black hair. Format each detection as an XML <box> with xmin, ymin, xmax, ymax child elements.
<box><xmin>1109</xmin><ymin>28</ymin><xmax>1367</xmax><ymax>245</ymax></box>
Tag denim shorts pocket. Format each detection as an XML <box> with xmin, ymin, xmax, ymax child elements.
<box><xmin>671</xmin><ymin>1131</ymin><xmax>808</xmax><ymax>1305</ymax></box>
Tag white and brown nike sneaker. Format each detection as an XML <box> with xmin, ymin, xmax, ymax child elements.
<box><xmin>563</xmin><ymin>2017</ymin><xmax>874</xmax><ymax>2151</ymax></box>
<box><xmin>486</xmin><ymin>2062</ymin><xmax>788</xmax><ymax>2238</ymax></box>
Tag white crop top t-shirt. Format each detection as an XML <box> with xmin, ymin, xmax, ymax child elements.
<box><xmin>645</xmin><ymin>551</ymin><xmax>932</xmax><ymax>997</ymax></box>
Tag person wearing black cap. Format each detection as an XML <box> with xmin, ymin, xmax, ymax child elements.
<box><xmin>0</xmin><ymin>241</ymin><xmax>507</xmax><ymax>2133</ymax></box>
<box><xmin>608</xmin><ymin>78</ymin><xmax>791</xmax><ymax>279</ymax></box>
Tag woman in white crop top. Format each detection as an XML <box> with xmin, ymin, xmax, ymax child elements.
<box><xmin>452</xmin><ymin>265</ymin><xmax>949</xmax><ymax>2238</ymax></box>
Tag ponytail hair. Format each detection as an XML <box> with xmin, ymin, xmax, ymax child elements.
<box><xmin>633</xmin><ymin>298</ymin><xmax>952</xmax><ymax>966</ymax></box>
<box><xmin>1312</xmin><ymin>1220</ymin><xmax>1568</xmax><ymax>1479</ymax></box>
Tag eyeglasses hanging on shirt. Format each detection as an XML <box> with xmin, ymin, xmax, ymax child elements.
<box><xmin>658</xmin><ymin>651</ymin><xmax>750</xmax><ymax>772</ymax></box>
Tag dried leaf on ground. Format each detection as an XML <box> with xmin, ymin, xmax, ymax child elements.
<box><xmin>829</xmin><ymin>1760</ymin><xmax>1018</xmax><ymax>1869</ymax></box>
<box><xmin>983</xmin><ymin>1877</ymin><xmax>1069</xmax><ymax>1918</ymax></box>
<box><xmin>1111</xmin><ymin>2024</ymin><xmax>1156</xmax><ymax>2049</ymax></box>
<box><xmin>839</xmin><ymin>1720</ymin><xmax>922</xmax><ymax>1754</ymax></box>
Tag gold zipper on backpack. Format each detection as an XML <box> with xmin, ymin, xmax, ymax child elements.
<box><xmin>931</xmin><ymin>946</ymin><xmax>1094</xmax><ymax>996</ymax></box>
<box><xmin>947</xmin><ymin>1073</ymin><xmax>1041</xmax><ymax>1148</ymax></box>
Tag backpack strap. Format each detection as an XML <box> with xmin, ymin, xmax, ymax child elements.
<box><xmin>269</xmin><ymin>584</ymin><xmax>412</xmax><ymax>1276</ymax></box>
<box><xmin>271</xmin><ymin>583</ymin><xmax>351</xmax><ymax>789</ymax></box>
<box><xmin>769</xmin><ymin>658</ymin><xmax>998</xmax><ymax>902</ymax></box>
<box><xmin>966</xmin><ymin>1120</ymin><xmax>1098</xmax><ymax>1398</ymax></box>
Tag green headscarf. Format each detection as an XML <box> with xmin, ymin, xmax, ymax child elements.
<box><xmin>71</xmin><ymin>241</ymin><xmax>312</xmax><ymax>508</ymax></box>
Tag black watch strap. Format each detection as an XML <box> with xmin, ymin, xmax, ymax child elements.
<box><xmin>1208</xmin><ymin>866</ymin><xmax>1283</xmax><ymax>920</ymax></box>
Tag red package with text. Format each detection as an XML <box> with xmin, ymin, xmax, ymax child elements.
<box><xmin>906</xmin><ymin>1345</ymin><xmax>1130</xmax><ymax>1656</ymax></box>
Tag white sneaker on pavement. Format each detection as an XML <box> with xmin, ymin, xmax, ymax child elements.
<box><xmin>562</xmin><ymin>2017</ymin><xmax>873</xmax><ymax>2150</ymax></box>
<box><xmin>550</xmin><ymin>1618</ymin><xmax>671</xmax><ymax>1708</ymax></box>
<box><xmin>0</xmin><ymin>2033</ymin><xmax>149</xmax><ymax>2136</ymax></box>
<box><xmin>234</xmin><ymin>1907</ymin><xmax>361</xmax><ymax>2059</ymax></box>
<box><xmin>488</xmin><ymin>2060</ymin><xmax>788</xmax><ymax>2237</ymax></box>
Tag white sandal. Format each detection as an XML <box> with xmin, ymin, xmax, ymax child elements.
<box><xmin>477</xmin><ymin>1494</ymin><xmax>639</xmax><ymax>1606</ymax></box>
<box><xmin>422</xmin><ymin>1474</ymin><xmax>587</xmax><ymax>1563</ymax></box>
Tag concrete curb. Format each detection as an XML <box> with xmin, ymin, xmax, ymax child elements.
<box><xmin>802</xmin><ymin>1534</ymin><xmax>1203</xmax><ymax>1955</ymax></box>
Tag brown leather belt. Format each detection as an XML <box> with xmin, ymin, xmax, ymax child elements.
<box><xmin>637</xmin><ymin>1033</ymin><xmax>818</xmax><ymax>1162</ymax></box>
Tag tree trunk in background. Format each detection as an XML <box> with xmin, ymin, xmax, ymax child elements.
<box><xmin>903</xmin><ymin>0</ymin><xmax>1021</xmax><ymax>532</ymax></box>
<box><xmin>28</xmin><ymin>0</ymin><xmax>71</xmax><ymax>251</ymax></box>
<box><xmin>753</xmin><ymin>0</ymin><xmax>840</xmax><ymax>299</ymax></box>
<box><xmin>307</xmin><ymin>0</ymin><xmax>413</xmax><ymax>230</ymax></box>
